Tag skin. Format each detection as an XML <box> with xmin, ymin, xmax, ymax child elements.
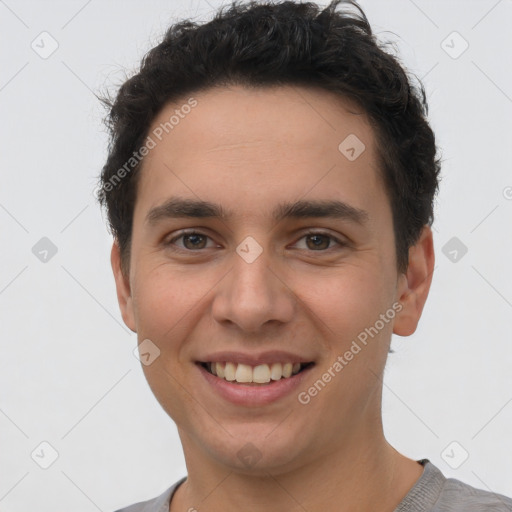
<box><xmin>111</xmin><ymin>84</ymin><xmax>435</xmax><ymax>512</ymax></box>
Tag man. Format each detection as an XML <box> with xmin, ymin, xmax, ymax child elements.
<box><xmin>96</xmin><ymin>0</ymin><xmax>512</xmax><ymax>510</ymax></box>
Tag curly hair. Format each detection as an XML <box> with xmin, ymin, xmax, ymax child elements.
<box><xmin>97</xmin><ymin>0</ymin><xmax>441</xmax><ymax>276</ymax></box>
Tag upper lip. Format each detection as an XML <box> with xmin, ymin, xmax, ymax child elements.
<box><xmin>196</xmin><ymin>350</ymin><xmax>315</xmax><ymax>366</ymax></box>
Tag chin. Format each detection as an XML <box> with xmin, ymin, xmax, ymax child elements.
<box><xmin>199</xmin><ymin>426</ymin><xmax>310</xmax><ymax>476</ymax></box>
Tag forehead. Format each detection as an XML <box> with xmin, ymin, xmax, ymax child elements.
<box><xmin>146</xmin><ymin>84</ymin><xmax>374</xmax><ymax>158</ymax></box>
<box><xmin>135</xmin><ymin>84</ymin><xmax>385</xmax><ymax>224</ymax></box>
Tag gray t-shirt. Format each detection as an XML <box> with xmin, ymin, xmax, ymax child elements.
<box><xmin>114</xmin><ymin>459</ymin><xmax>512</xmax><ymax>511</ymax></box>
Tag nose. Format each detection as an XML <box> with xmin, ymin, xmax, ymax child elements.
<box><xmin>211</xmin><ymin>245</ymin><xmax>295</xmax><ymax>333</ymax></box>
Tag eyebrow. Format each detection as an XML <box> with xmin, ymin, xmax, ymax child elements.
<box><xmin>146</xmin><ymin>197</ymin><xmax>369</xmax><ymax>225</ymax></box>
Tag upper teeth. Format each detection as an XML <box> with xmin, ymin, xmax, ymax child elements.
<box><xmin>208</xmin><ymin>362</ymin><xmax>303</xmax><ymax>383</ymax></box>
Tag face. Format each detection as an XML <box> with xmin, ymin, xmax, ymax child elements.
<box><xmin>112</xmin><ymin>84</ymin><xmax>433</xmax><ymax>475</ymax></box>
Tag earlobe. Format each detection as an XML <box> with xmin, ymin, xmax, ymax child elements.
<box><xmin>393</xmin><ymin>226</ymin><xmax>435</xmax><ymax>337</ymax></box>
<box><xmin>111</xmin><ymin>240</ymin><xmax>137</xmax><ymax>333</ymax></box>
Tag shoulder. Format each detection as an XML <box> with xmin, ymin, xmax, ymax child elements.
<box><xmin>434</xmin><ymin>475</ymin><xmax>512</xmax><ymax>511</ymax></box>
<box><xmin>395</xmin><ymin>459</ymin><xmax>512</xmax><ymax>512</ymax></box>
<box><xmin>112</xmin><ymin>488</ymin><xmax>171</xmax><ymax>512</ymax></box>
<box><xmin>112</xmin><ymin>477</ymin><xmax>186</xmax><ymax>512</ymax></box>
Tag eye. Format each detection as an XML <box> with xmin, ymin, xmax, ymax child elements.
<box><xmin>293</xmin><ymin>230</ymin><xmax>347</xmax><ymax>251</ymax></box>
<box><xmin>166</xmin><ymin>230</ymin><xmax>219</xmax><ymax>251</ymax></box>
<box><xmin>165</xmin><ymin>229</ymin><xmax>348</xmax><ymax>252</ymax></box>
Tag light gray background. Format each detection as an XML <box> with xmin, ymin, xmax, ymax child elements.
<box><xmin>1</xmin><ymin>0</ymin><xmax>511</xmax><ymax>510</ymax></box>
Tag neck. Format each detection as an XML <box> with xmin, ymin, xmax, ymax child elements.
<box><xmin>171</xmin><ymin>426</ymin><xmax>424</xmax><ymax>512</ymax></box>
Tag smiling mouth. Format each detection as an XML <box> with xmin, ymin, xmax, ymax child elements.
<box><xmin>198</xmin><ymin>361</ymin><xmax>315</xmax><ymax>384</ymax></box>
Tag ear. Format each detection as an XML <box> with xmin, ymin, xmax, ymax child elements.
<box><xmin>111</xmin><ymin>240</ymin><xmax>137</xmax><ymax>333</ymax></box>
<box><xmin>393</xmin><ymin>226</ymin><xmax>435</xmax><ymax>336</ymax></box>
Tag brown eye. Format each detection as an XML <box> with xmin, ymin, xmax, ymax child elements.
<box><xmin>182</xmin><ymin>233</ymin><xmax>208</xmax><ymax>249</ymax></box>
<box><xmin>294</xmin><ymin>231</ymin><xmax>346</xmax><ymax>251</ymax></box>
<box><xmin>167</xmin><ymin>231</ymin><xmax>215</xmax><ymax>251</ymax></box>
<box><xmin>305</xmin><ymin>234</ymin><xmax>331</xmax><ymax>250</ymax></box>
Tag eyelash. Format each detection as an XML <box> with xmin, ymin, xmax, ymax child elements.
<box><xmin>165</xmin><ymin>229</ymin><xmax>348</xmax><ymax>253</ymax></box>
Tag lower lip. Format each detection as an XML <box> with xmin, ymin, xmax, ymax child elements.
<box><xmin>196</xmin><ymin>363</ymin><xmax>314</xmax><ymax>407</ymax></box>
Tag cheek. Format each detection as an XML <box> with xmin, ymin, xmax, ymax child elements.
<box><xmin>131</xmin><ymin>266</ymin><xmax>210</xmax><ymax>423</ymax></box>
<box><xmin>130</xmin><ymin>265</ymin><xmax>212</xmax><ymax>393</ymax></box>
<box><xmin>295</xmin><ymin>264</ymin><xmax>394</xmax><ymax>339</ymax></box>
<box><xmin>132</xmin><ymin>264</ymin><xmax>208</xmax><ymax>339</ymax></box>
